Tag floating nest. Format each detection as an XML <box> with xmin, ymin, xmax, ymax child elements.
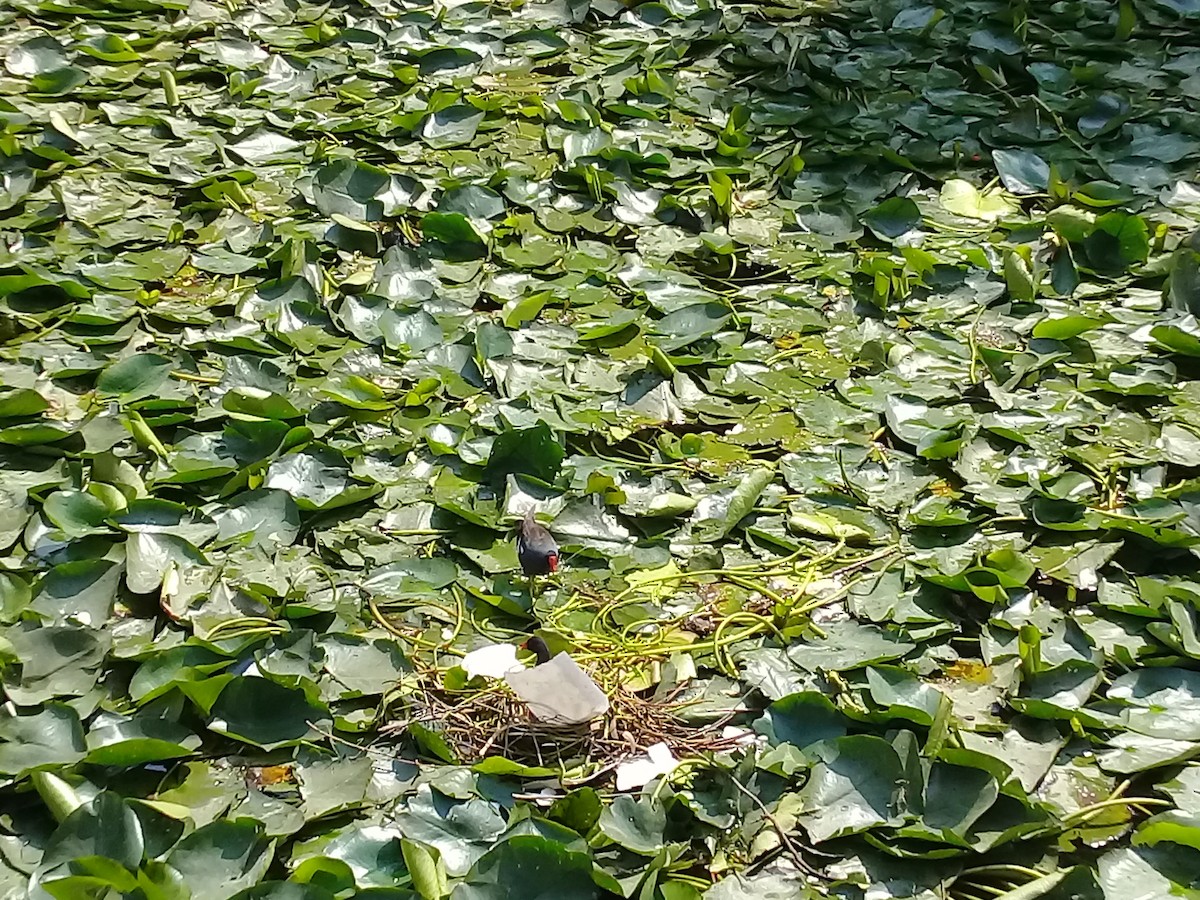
<box><xmin>381</xmin><ymin>654</ymin><xmax>750</xmax><ymax>779</ymax></box>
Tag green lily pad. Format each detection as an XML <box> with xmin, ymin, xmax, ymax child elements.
<box><xmin>796</xmin><ymin>736</ymin><xmax>906</xmax><ymax>842</ymax></box>
<box><xmin>166</xmin><ymin>819</ymin><xmax>275</xmax><ymax>900</ymax></box>
<box><xmin>453</xmin><ymin>835</ymin><xmax>598</xmax><ymax>900</ymax></box>
<box><xmin>208</xmin><ymin>678</ymin><xmax>330</xmax><ymax>750</ymax></box>
<box><xmin>0</xmin><ymin>703</ymin><xmax>87</xmax><ymax>776</ymax></box>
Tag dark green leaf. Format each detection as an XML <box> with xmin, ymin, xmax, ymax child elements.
<box><xmin>0</xmin><ymin>704</ymin><xmax>87</xmax><ymax>776</ymax></box>
<box><xmin>166</xmin><ymin>819</ymin><xmax>275</xmax><ymax>900</ymax></box>
<box><xmin>453</xmin><ymin>835</ymin><xmax>597</xmax><ymax>900</ymax></box>
<box><xmin>208</xmin><ymin>678</ymin><xmax>330</xmax><ymax>750</ymax></box>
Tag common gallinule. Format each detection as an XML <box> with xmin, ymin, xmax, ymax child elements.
<box><xmin>522</xmin><ymin>635</ymin><xmax>553</xmax><ymax>665</ymax></box>
<box><xmin>517</xmin><ymin>509</ymin><xmax>558</xmax><ymax>577</ymax></box>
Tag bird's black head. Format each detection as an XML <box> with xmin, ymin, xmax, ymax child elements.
<box><xmin>521</xmin><ymin>635</ymin><xmax>553</xmax><ymax>665</ymax></box>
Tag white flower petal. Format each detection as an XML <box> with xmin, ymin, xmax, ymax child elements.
<box><xmin>615</xmin><ymin>742</ymin><xmax>678</xmax><ymax>791</ymax></box>
<box><xmin>721</xmin><ymin>726</ymin><xmax>763</xmax><ymax>746</ymax></box>
<box><xmin>462</xmin><ymin>643</ymin><xmax>522</xmax><ymax>680</ymax></box>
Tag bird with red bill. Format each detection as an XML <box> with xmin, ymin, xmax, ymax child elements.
<box><xmin>520</xmin><ymin>634</ymin><xmax>553</xmax><ymax>665</ymax></box>
<box><xmin>517</xmin><ymin>509</ymin><xmax>558</xmax><ymax>577</ymax></box>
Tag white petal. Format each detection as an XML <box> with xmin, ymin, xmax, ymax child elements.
<box><xmin>530</xmin><ymin>788</ymin><xmax>557</xmax><ymax>807</ymax></box>
<box><xmin>721</xmin><ymin>726</ymin><xmax>763</xmax><ymax>746</ymax></box>
<box><xmin>646</xmin><ymin>742</ymin><xmax>676</xmax><ymax>766</ymax></box>
<box><xmin>462</xmin><ymin>643</ymin><xmax>522</xmax><ymax>680</ymax></box>
<box><xmin>615</xmin><ymin>742</ymin><xmax>678</xmax><ymax>791</ymax></box>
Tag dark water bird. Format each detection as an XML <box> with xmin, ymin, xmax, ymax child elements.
<box><xmin>522</xmin><ymin>635</ymin><xmax>553</xmax><ymax>665</ymax></box>
<box><xmin>517</xmin><ymin>509</ymin><xmax>558</xmax><ymax>577</ymax></box>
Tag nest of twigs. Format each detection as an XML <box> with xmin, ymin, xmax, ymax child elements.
<box><xmin>386</xmin><ymin>656</ymin><xmax>749</xmax><ymax>776</ymax></box>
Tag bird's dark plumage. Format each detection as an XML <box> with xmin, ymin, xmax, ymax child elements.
<box><xmin>522</xmin><ymin>635</ymin><xmax>553</xmax><ymax>665</ymax></box>
<box><xmin>517</xmin><ymin>509</ymin><xmax>558</xmax><ymax>576</ymax></box>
